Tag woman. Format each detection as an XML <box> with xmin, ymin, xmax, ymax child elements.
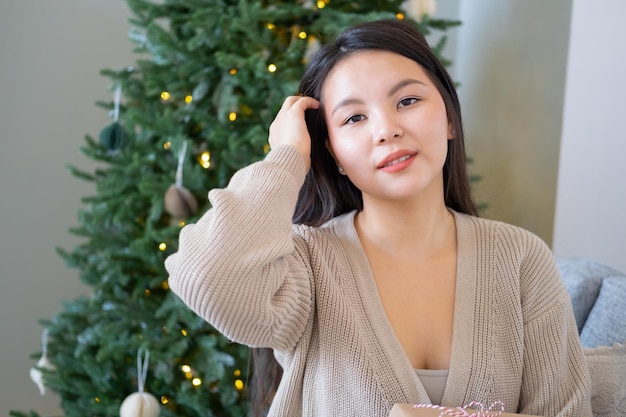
<box><xmin>165</xmin><ymin>19</ymin><xmax>591</xmax><ymax>417</ymax></box>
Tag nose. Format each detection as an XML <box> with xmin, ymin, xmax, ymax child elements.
<box><xmin>373</xmin><ymin>111</ymin><xmax>403</xmax><ymax>144</ymax></box>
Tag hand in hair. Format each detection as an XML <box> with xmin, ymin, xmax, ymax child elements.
<box><xmin>268</xmin><ymin>95</ymin><xmax>320</xmax><ymax>171</ymax></box>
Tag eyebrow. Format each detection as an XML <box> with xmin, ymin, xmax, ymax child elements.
<box><xmin>330</xmin><ymin>78</ymin><xmax>427</xmax><ymax>116</ymax></box>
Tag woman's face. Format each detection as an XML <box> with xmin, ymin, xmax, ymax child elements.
<box><xmin>322</xmin><ymin>50</ymin><xmax>451</xmax><ymax>206</ymax></box>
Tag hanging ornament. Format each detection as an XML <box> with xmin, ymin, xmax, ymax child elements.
<box><xmin>120</xmin><ymin>348</ymin><xmax>160</xmax><ymax>417</ymax></box>
<box><xmin>303</xmin><ymin>35</ymin><xmax>321</xmax><ymax>64</ymax></box>
<box><xmin>403</xmin><ymin>0</ymin><xmax>437</xmax><ymax>21</ymax></box>
<box><xmin>99</xmin><ymin>84</ymin><xmax>129</xmax><ymax>152</ymax></box>
<box><xmin>30</xmin><ymin>328</ymin><xmax>55</xmax><ymax>396</ymax></box>
<box><xmin>300</xmin><ymin>0</ymin><xmax>315</xmax><ymax>10</ymax></box>
<box><xmin>164</xmin><ymin>140</ymin><xmax>198</xmax><ymax>220</ymax></box>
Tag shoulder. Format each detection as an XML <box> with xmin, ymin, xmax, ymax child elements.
<box><xmin>453</xmin><ymin>211</ymin><xmax>558</xmax><ymax>285</ymax></box>
<box><xmin>454</xmin><ymin>211</ymin><xmax>551</xmax><ymax>262</ymax></box>
<box><xmin>454</xmin><ymin>212</ymin><xmax>568</xmax><ymax>317</ymax></box>
<box><xmin>293</xmin><ymin>211</ymin><xmax>356</xmax><ymax>239</ymax></box>
<box><xmin>291</xmin><ymin>211</ymin><xmax>359</xmax><ymax>259</ymax></box>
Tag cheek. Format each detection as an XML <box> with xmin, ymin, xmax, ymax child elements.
<box><xmin>327</xmin><ymin>135</ymin><xmax>360</xmax><ymax>168</ymax></box>
<box><xmin>423</xmin><ymin>105</ymin><xmax>451</xmax><ymax>143</ymax></box>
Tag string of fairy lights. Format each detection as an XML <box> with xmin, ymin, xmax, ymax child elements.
<box><xmin>92</xmin><ymin>368</ymin><xmax>245</xmax><ymax>406</ymax></box>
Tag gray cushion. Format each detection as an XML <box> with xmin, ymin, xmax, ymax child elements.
<box><xmin>557</xmin><ymin>258</ymin><xmax>623</xmax><ymax>333</ymax></box>
<box><xmin>580</xmin><ymin>277</ymin><xmax>626</xmax><ymax>348</ymax></box>
<box><xmin>583</xmin><ymin>343</ymin><xmax>626</xmax><ymax>416</ymax></box>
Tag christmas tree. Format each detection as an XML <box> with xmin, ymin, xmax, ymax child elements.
<box><xmin>12</xmin><ymin>1</ymin><xmax>459</xmax><ymax>416</ymax></box>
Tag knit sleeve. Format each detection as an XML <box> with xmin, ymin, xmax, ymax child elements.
<box><xmin>517</xmin><ymin>235</ymin><xmax>592</xmax><ymax>417</ymax></box>
<box><xmin>165</xmin><ymin>145</ymin><xmax>314</xmax><ymax>351</ymax></box>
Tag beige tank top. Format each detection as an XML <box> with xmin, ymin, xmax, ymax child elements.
<box><xmin>415</xmin><ymin>368</ymin><xmax>449</xmax><ymax>405</ymax></box>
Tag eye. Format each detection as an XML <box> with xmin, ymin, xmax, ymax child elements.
<box><xmin>398</xmin><ymin>97</ymin><xmax>419</xmax><ymax>108</ymax></box>
<box><xmin>344</xmin><ymin>114</ymin><xmax>366</xmax><ymax>125</ymax></box>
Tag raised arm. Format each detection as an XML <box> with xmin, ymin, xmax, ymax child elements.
<box><xmin>165</xmin><ymin>96</ymin><xmax>320</xmax><ymax>351</ymax></box>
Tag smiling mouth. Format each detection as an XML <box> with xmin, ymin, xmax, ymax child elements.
<box><xmin>380</xmin><ymin>154</ymin><xmax>414</xmax><ymax>168</ymax></box>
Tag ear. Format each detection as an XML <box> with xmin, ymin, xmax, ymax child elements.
<box><xmin>447</xmin><ymin>121</ymin><xmax>455</xmax><ymax>140</ymax></box>
<box><xmin>325</xmin><ymin>139</ymin><xmax>347</xmax><ymax>175</ymax></box>
<box><xmin>325</xmin><ymin>138</ymin><xmax>337</xmax><ymax>160</ymax></box>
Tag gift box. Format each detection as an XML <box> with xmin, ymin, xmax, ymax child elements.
<box><xmin>389</xmin><ymin>403</ymin><xmax>540</xmax><ymax>417</ymax></box>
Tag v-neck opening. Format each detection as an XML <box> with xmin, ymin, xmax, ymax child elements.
<box><xmin>335</xmin><ymin>210</ymin><xmax>476</xmax><ymax>406</ymax></box>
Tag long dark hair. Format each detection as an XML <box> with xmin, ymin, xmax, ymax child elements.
<box><xmin>249</xmin><ymin>18</ymin><xmax>477</xmax><ymax>417</ymax></box>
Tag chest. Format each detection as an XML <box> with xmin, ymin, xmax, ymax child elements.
<box><xmin>367</xmin><ymin>251</ymin><xmax>457</xmax><ymax>370</ymax></box>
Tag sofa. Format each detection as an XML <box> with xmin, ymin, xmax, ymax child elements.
<box><xmin>557</xmin><ymin>258</ymin><xmax>626</xmax><ymax>416</ymax></box>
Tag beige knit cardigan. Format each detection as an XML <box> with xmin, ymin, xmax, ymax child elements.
<box><xmin>166</xmin><ymin>145</ymin><xmax>592</xmax><ymax>417</ymax></box>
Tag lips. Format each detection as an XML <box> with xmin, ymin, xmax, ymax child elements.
<box><xmin>377</xmin><ymin>150</ymin><xmax>418</xmax><ymax>169</ymax></box>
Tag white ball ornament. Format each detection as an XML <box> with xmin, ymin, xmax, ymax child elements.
<box><xmin>121</xmin><ymin>348</ymin><xmax>160</xmax><ymax>417</ymax></box>
<box><xmin>303</xmin><ymin>36</ymin><xmax>321</xmax><ymax>64</ymax></box>
<box><xmin>120</xmin><ymin>392</ymin><xmax>160</xmax><ymax>417</ymax></box>
<box><xmin>403</xmin><ymin>0</ymin><xmax>437</xmax><ymax>21</ymax></box>
<box><xmin>30</xmin><ymin>328</ymin><xmax>55</xmax><ymax>396</ymax></box>
<box><xmin>30</xmin><ymin>355</ymin><xmax>55</xmax><ymax>396</ymax></box>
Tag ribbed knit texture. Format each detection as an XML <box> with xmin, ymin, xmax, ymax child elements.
<box><xmin>166</xmin><ymin>145</ymin><xmax>592</xmax><ymax>417</ymax></box>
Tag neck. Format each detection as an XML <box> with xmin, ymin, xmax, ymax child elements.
<box><xmin>355</xmin><ymin>199</ymin><xmax>454</xmax><ymax>260</ymax></box>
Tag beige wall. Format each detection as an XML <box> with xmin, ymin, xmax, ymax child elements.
<box><xmin>455</xmin><ymin>0</ymin><xmax>573</xmax><ymax>245</ymax></box>
<box><xmin>0</xmin><ymin>1</ymin><xmax>133</xmax><ymax>414</ymax></box>
<box><xmin>453</xmin><ymin>0</ymin><xmax>626</xmax><ymax>272</ymax></box>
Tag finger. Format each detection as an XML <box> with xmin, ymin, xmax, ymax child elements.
<box><xmin>268</xmin><ymin>96</ymin><xmax>321</xmax><ymax>150</ymax></box>
<box><xmin>281</xmin><ymin>95</ymin><xmax>320</xmax><ymax>112</ymax></box>
<box><xmin>293</xmin><ymin>95</ymin><xmax>320</xmax><ymax>111</ymax></box>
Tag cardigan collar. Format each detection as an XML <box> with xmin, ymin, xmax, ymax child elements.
<box><xmin>327</xmin><ymin>210</ymin><xmax>477</xmax><ymax>406</ymax></box>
